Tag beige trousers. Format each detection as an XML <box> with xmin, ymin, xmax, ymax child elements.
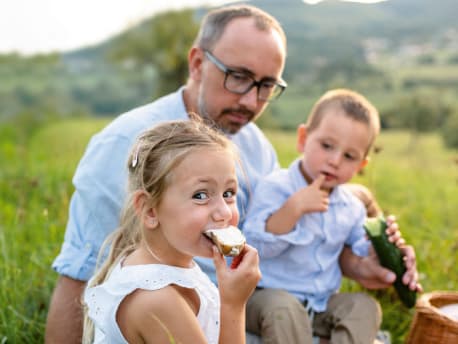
<box><xmin>246</xmin><ymin>288</ymin><xmax>382</xmax><ymax>344</ymax></box>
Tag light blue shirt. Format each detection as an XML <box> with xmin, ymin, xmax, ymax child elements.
<box><xmin>52</xmin><ymin>87</ymin><xmax>279</xmax><ymax>282</ymax></box>
<box><xmin>242</xmin><ymin>158</ymin><xmax>370</xmax><ymax>312</ymax></box>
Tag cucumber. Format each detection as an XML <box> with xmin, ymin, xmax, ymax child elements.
<box><xmin>363</xmin><ymin>216</ymin><xmax>417</xmax><ymax>308</ymax></box>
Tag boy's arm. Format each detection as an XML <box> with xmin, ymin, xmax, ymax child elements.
<box><xmin>266</xmin><ymin>175</ymin><xmax>328</xmax><ymax>234</ymax></box>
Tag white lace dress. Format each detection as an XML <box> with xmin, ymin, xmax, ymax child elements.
<box><xmin>84</xmin><ymin>260</ymin><xmax>220</xmax><ymax>344</ymax></box>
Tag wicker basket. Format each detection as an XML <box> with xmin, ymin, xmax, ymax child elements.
<box><xmin>405</xmin><ymin>291</ymin><xmax>458</xmax><ymax>344</ymax></box>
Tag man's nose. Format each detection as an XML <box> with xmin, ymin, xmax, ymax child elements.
<box><xmin>238</xmin><ymin>85</ymin><xmax>260</xmax><ymax>110</ymax></box>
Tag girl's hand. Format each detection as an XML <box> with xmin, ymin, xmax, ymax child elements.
<box><xmin>213</xmin><ymin>244</ymin><xmax>261</xmax><ymax>306</ymax></box>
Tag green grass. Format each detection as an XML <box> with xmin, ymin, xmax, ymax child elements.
<box><xmin>0</xmin><ymin>118</ymin><xmax>109</xmax><ymax>343</ymax></box>
<box><xmin>1</xmin><ymin>119</ymin><xmax>457</xmax><ymax>343</ymax></box>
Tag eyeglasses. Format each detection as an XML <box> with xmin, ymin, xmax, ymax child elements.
<box><xmin>204</xmin><ymin>50</ymin><xmax>287</xmax><ymax>102</ymax></box>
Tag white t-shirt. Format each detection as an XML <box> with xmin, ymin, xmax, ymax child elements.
<box><xmin>84</xmin><ymin>260</ymin><xmax>220</xmax><ymax>344</ymax></box>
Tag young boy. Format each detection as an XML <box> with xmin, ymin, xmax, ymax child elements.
<box><xmin>243</xmin><ymin>89</ymin><xmax>386</xmax><ymax>343</ymax></box>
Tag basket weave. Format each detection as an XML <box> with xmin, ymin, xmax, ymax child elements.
<box><xmin>405</xmin><ymin>291</ymin><xmax>458</xmax><ymax>344</ymax></box>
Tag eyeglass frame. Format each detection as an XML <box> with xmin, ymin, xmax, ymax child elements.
<box><xmin>203</xmin><ymin>50</ymin><xmax>287</xmax><ymax>102</ymax></box>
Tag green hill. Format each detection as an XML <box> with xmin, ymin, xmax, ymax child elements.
<box><xmin>63</xmin><ymin>0</ymin><xmax>458</xmax><ymax>95</ymax></box>
<box><xmin>67</xmin><ymin>0</ymin><xmax>458</xmax><ymax>72</ymax></box>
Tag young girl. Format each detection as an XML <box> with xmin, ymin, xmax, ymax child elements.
<box><xmin>83</xmin><ymin>119</ymin><xmax>261</xmax><ymax>344</ymax></box>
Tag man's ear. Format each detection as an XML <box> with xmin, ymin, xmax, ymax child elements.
<box><xmin>133</xmin><ymin>191</ymin><xmax>159</xmax><ymax>229</ymax></box>
<box><xmin>188</xmin><ymin>46</ymin><xmax>204</xmax><ymax>82</ymax></box>
<box><xmin>296</xmin><ymin>124</ymin><xmax>308</xmax><ymax>153</ymax></box>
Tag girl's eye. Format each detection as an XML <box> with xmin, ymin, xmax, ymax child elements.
<box><xmin>192</xmin><ymin>192</ymin><xmax>208</xmax><ymax>200</ymax></box>
<box><xmin>223</xmin><ymin>189</ymin><xmax>236</xmax><ymax>199</ymax></box>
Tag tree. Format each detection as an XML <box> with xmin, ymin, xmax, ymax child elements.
<box><xmin>382</xmin><ymin>93</ymin><xmax>450</xmax><ymax>132</ymax></box>
<box><xmin>109</xmin><ymin>9</ymin><xmax>199</xmax><ymax>97</ymax></box>
<box><xmin>381</xmin><ymin>93</ymin><xmax>452</xmax><ymax>152</ymax></box>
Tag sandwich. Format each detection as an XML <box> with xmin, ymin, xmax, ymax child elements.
<box><xmin>204</xmin><ymin>226</ymin><xmax>246</xmax><ymax>257</ymax></box>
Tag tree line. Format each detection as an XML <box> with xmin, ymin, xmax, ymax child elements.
<box><xmin>1</xmin><ymin>9</ymin><xmax>457</xmax><ymax>149</ymax></box>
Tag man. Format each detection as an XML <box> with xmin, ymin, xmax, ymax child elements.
<box><xmin>45</xmin><ymin>4</ymin><xmax>419</xmax><ymax>343</ymax></box>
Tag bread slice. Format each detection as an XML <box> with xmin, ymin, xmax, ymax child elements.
<box><xmin>204</xmin><ymin>226</ymin><xmax>246</xmax><ymax>257</ymax></box>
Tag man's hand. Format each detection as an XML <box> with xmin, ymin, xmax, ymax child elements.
<box><xmin>385</xmin><ymin>215</ymin><xmax>423</xmax><ymax>292</ymax></box>
<box><xmin>341</xmin><ymin>246</ymin><xmax>396</xmax><ymax>289</ymax></box>
<box><xmin>341</xmin><ymin>215</ymin><xmax>423</xmax><ymax>292</ymax></box>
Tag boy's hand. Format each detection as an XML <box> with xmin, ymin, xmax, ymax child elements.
<box><xmin>296</xmin><ymin>174</ymin><xmax>329</xmax><ymax>213</ymax></box>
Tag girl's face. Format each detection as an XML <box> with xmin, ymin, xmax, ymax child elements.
<box><xmin>151</xmin><ymin>147</ymin><xmax>239</xmax><ymax>267</ymax></box>
<box><xmin>298</xmin><ymin>110</ymin><xmax>371</xmax><ymax>191</ymax></box>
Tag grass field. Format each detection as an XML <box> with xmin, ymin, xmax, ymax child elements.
<box><xmin>1</xmin><ymin>118</ymin><xmax>457</xmax><ymax>343</ymax></box>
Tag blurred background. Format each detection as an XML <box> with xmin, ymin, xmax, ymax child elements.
<box><xmin>1</xmin><ymin>0</ymin><xmax>457</xmax><ymax>343</ymax></box>
<box><xmin>1</xmin><ymin>0</ymin><xmax>458</xmax><ymax>140</ymax></box>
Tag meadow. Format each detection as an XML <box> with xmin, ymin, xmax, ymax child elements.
<box><xmin>0</xmin><ymin>118</ymin><xmax>457</xmax><ymax>343</ymax></box>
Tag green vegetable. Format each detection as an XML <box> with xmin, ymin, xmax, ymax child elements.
<box><xmin>364</xmin><ymin>216</ymin><xmax>417</xmax><ymax>308</ymax></box>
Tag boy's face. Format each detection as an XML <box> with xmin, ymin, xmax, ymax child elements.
<box><xmin>297</xmin><ymin>110</ymin><xmax>371</xmax><ymax>190</ymax></box>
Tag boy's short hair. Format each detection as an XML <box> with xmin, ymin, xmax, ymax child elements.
<box><xmin>306</xmin><ymin>89</ymin><xmax>380</xmax><ymax>152</ymax></box>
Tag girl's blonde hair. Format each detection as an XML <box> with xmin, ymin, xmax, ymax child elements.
<box><xmin>82</xmin><ymin>116</ymin><xmax>237</xmax><ymax>343</ymax></box>
<box><xmin>305</xmin><ymin>88</ymin><xmax>380</xmax><ymax>155</ymax></box>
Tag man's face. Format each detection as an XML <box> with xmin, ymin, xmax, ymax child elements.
<box><xmin>197</xmin><ymin>17</ymin><xmax>286</xmax><ymax>134</ymax></box>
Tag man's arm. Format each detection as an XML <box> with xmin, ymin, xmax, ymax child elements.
<box><xmin>339</xmin><ymin>245</ymin><xmax>395</xmax><ymax>289</ymax></box>
<box><xmin>340</xmin><ymin>244</ymin><xmax>422</xmax><ymax>291</ymax></box>
<box><xmin>45</xmin><ymin>276</ymin><xmax>86</xmax><ymax>344</ymax></box>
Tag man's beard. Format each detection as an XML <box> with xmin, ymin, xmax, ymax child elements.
<box><xmin>197</xmin><ymin>99</ymin><xmax>227</xmax><ymax>134</ymax></box>
<box><xmin>197</xmin><ymin>96</ymin><xmax>255</xmax><ymax>135</ymax></box>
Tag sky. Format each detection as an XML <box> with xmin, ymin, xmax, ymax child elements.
<box><xmin>0</xmin><ymin>0</ymin><xmax>385</xmax><ymax>55</ymax></box>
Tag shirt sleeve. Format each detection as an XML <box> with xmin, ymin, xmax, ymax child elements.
<box><xmin>242</xmin><ymin>173</ymin><xmax>293</xmax><ymax>259</ymax></box>
<box><xmin>52</xmin><ymin>134</ymin><xmax>132</xmax><ymax>280</ymax></box>
<box><xmin>232</xmin><ymin>123</ymin><xmax>280</xmax><ymax>229</ymax></box>
<box><xmin>345</xmin><ymin>200</ymin><xmax>371</xmax><ymax>257</ymax></box>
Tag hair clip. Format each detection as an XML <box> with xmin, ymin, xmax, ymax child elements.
<box><xmin>131</xmin><ymin>144</ymin><xmax>140</xmax><ymax>168</ymax></box>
